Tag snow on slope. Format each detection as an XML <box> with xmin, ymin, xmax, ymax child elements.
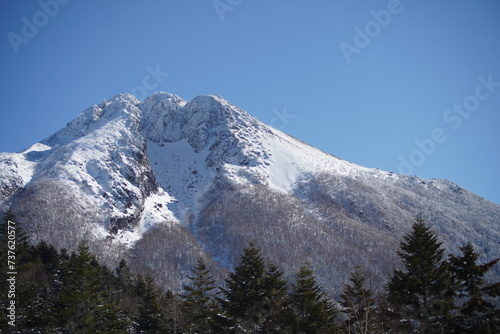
<box><xmin>223</xmin><ymin>123</ymin><xmax>400</xmax><ymax>194</ymax></box>
<box><xmin>1</xmin><ymin>91</ymin><xmax>499</xmax><ymax>294</ymax></box>
<box><xmin>0</xmin><ymin>94</ymin><xmax>171</xmax><ymax>246</ymax></box>
<box><xmin>0</xmin><ymin>143</ymin><xmax>51</xmax><ymax>187</ymax></box>
<box><xmin>117</xmin><ymin>190</ymin><xmax>175</xmax><ymax>246</ymax></box>
<box><xmin>146</xmin><ymin>139</ymin><xmax>215</xmax><ymax>224</ymax></box>
<box><xmin>0</xmin><ymin>91</ymin><xmax>411</xmax><ymax>232</ymax></box>
<box><xmin>1</xmin><ymin>91</ymin><xmax>496</xmax><ymax>250</ymax></box>
<box><xmin>0</xmin><ymin>143</ymin><xmax>52</xmax><ymax>206</ymax></box>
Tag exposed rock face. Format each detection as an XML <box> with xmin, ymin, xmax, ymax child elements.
<box><xmin>1</xmin><ymin>92</ymin><xmax>498</xmax><ymax>293</ymax></box>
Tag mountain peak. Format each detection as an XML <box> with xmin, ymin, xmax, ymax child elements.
<box><xmin>141</xmin><ymin>91</ymin><xmax>185</xmax><ymax>105</ymax></box>
<box><xmin>186</xmin><ymin>94</ymin><xmax>229</xmax><ymax>111</ymax></box>
<box><xmin>138</xmin><ymin>92</ymin><xmax>261</xmax><ymax>155</ymax></box>
<box><xmin>1</xmin><ymin>91</ymin><xmax>498</xmax><ymax>296</ymax></box>
<box><xmin>108</xmin><ymin>92</ymin><xmax>140</xmax><ymax>105</ymax></box>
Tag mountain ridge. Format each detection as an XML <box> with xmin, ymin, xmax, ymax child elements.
<box><xmin>1</xmin><ymin>92</ymin><xmax>498</xmax><ymax>293</ymax></box>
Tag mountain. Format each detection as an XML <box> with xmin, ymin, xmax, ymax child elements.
<box><xmin>1</xmin><ymin>92</ymin><xmax>499</xmax><ymax>293</ymax></box>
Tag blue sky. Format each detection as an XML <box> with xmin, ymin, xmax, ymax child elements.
<box><xmin>1</xmin><ymin>0</ymin><xmax>499</xmax><ymax>204</ymax></box>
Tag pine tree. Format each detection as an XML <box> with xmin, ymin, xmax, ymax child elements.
<box><xmin>387</xmin><ymin>217</ymin><xmax>454</xmax><ymax>334</ymax></box>
<box><xmin>30</xmin><ymin>240</ymin><xmax>61</xmax><ymax>273</ymax></box>
<box><xmin>181</xmin><ymin>257</ymin><xmax>220</xmax><ymax>333</ymax></box>
<box><xmin>220</xmin><ymin>242</ymin><xmax>268</xmax><ymax>332</ymax></box>
<box><xmin>340</xmin><ymin>265</ymin><xmax>375</xmax><ymax>334</ymax></box>
<box><xmin>54</xmin><ymin>239</ymin><xmax>127</xmax><ymax>333</ymax></box>
<box><xmin>116</xmin><ymin>259</ymin><xmax>135</xmax><ymax>290</ymax></box>
<box><xmin>113</xmin><ymin>259</ymin><xmax>138</xmax><ymax>325</ymax></box>
<box><xmin>18</xmin><ymin>241</ymin><xmax>62</xmax><ymax>331</ymax></box>
<box><xmin>448</xmin><ymin>242</ymin><xmax>500</xmax><ymax>333</ymax></box>
<box><xmin>136</xmin><ymin>273</ymin><xmax>167</xmax><ymax>333</ymax></box>
<box><xmin>261</xmin><ymin>262</ymin><xmax>293</xmax><ymax>333</ymax></box>
<box><xmin>290</xmin><ymin>264</ymin><xmax>337</xmax><ymax>334</ymax></box>
<box><xmin>220</xmin><ymin>242</ymin><xmax>293</xmax><ymax>333</ymax></box>
<box><xmin>165</xmin><ymin>289</ymin><xmax>184</xmax><ymax>334</ymax></box>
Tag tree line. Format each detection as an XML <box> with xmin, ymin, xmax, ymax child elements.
<box><xmin>1</xmin><ymin>211</ymin><xmax>499</xmax><ymax>333</ymax></box>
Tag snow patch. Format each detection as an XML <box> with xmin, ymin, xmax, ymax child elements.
<box><xmin>146</xmin><ymin>139</ymin><xmax>215</xmax><ymax>224</ymax></box>
<box><xmin>117</xmin><ymin>191</ymin><xmax>176</xmax><ymax>247</ymax></box>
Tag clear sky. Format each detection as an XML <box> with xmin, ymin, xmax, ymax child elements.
<box><xmin>1</xmin><ymin>0</ymin><xmax>499</xmax><ymax>204</ymax></box>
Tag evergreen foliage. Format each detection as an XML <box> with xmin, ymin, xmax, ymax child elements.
<box><xmin>135</xmin><ymin>273</ymin><xmax>167</xmax><ymax>333</ymax></box>
<box><xmin>53</xmin><ymin>239</ymin><xmax>127</xmax><ymax>333</ymax></box>
<box><xmin>448</xmin><ymin>242</ymin><xmax>500</xmax><ymax>333</ymax></box>
<box><xmin>219</xmin><ymin>242</ymin><xmax>295</xmax><ymax>333</ymax></box>
<box><xmin>220</xmin><ymin>242</ymin><xmax>273</xmax><ymax>332</ymax></box>
<box><xmin>290</xmin><ymin>264</ymin><xmax>338</xmax><ymax>333</ymax></box>
<box><xmin>181</xmin><ymin>257</ymin><xmax>219</xmax><ymax>333</ymax></box>
<box><xmin>340</xmin><ymin>265</ymin><xmax>375</xmax><ymax>334</ymax></box>
<box><xmin>0</xmin><ymin>211</ymin><xmax>498</xmax><ymax>333</ymax></box>
<box><xmin>28</xmin><ymin>241</ymin><xmax>65</xmax><ymax>330</ymax></box>
<box><xmin>387</xmin><ymin>217</ymin><xmax>454</xmax><ymax>333</ymax></box>
<box><xmin>261</xmin><ymin>262</ymin><xmax>293</xmax><ymax>333</ymax></box>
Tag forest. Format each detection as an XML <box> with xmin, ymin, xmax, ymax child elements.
<box><xmin>1</xmin><ymin>210</ymin><xmax>499</xmax><ymax>334</ymax></box>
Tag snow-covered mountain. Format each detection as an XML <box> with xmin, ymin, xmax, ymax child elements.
<box><xmin>1</xmin><ymin>92</ymin><xmax>499</xmax><ymax>292</ymax></box>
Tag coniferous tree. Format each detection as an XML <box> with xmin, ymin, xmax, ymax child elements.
<box><xmin>340</xmin><ymin>265</ymin><xmax>375</xmax><ymax>334</ymax></box>
<box><xmin>220</xmin><ymin>242</ymin><xmax>294</xmax><ymax>333</ymax></box>
<box><xmin>0</xmin><ymin>210</ymin><xmax>30</xmax><ymax>248</ymax></box>
<box><xmin>261</xmin><ymin>262</ymin><xmax>293</xmax><ymax>333</ymax></box>
<box><xmin>136</xmin><ymin>273</ymin><xmax>167</xmax><ymax>333</ymax></box>
<box><xmin>290</xmin><ymin>264</ymin><xmax>338</xmax><ymax>334</ymax></box>
<box><xmin>166</xmin><ymin>289</ymin><xmax>184</xmax><ymax>334</ymax></box>
<box><xmin>18</xmin><ymin>241</ymin><xmax>62</xmax><ymax>331</ymax></box>
<box><xmin>113</xmin><ymin>259</ymin><xmax>138</xmax><ymax>323</ymax></box>
<box><xmin>116</xmin><ymin>259</ymin><xmax>135</xmax><ymax>290</ymax></box>
<box><xmin>220</xmin><ymin>242</ymin><xmax>268</xmax><ymax>332</ymax></box>
<box><xmin>387</xmin><ymin>217</ymin><xmax>454</xmax><ymax>334</ymax></box>
<box><xmin>181</xmin><ymin>257</ymin><xmax>220</xmax><ymax>333</ymax></box>
<box><xmin>448</xmin><ymin>242</ymin><xmax>500</xmax><ymax>333</ymax></box>
<box><xmin>54</xmin><ymin>239</ymin><xmax>127</xmax><ymax>333</ymax></box>
<box><xmin>30</xmin><ymin>240</ymin><xmax>61</xmax><ymax>273</ymax></box>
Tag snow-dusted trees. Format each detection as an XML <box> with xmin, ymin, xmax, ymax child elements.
<box><xmin>12</xmin><ymin>178</ymin><xmax>99</xmax><ymax>251</ymax></box>
<box><xmin>130</xmin><ymin>223</ymin><xmax>208</xmax><ymax>292</ymax></box>
<box><xmin>1</xmin><ymin>209</ymin><xmax>499</xmax><ymax>333</ymax></box>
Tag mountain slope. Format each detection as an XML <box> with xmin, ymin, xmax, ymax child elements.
<box><xmin>1</xmin><ymin>92</ymin><xmax>498</xmax><ymax>293</ymax></box>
